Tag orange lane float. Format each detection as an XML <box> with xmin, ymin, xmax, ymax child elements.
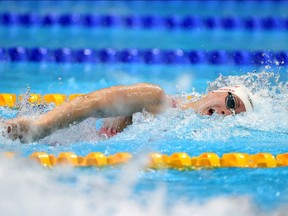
<box><xmin>276</xmin><ymin>153</ymin><xmax>288</xmax><ymax>166</ymax></box>
<box><xmin>149</xmin><ymin>153</ymin><xmax>169</xmax><ymax>169</ymax></box>
<box><xmin>84</xmin><ymin>152</ymin><xmax>107</xmax><ymax>167</ymax></box>
<box><xmin>0</xmin><ymin>93</ymin><xmax>86</xmax><ymax>108</ymax></box>
<box><xmin>19</xmin><ymin>94</ymin><xmax>42</xmax><ymax>104</ymax></box>
<box><xmin>220</xmin><ymin>153</ymin><xmax>250</xmax><ymax>168</ymax></box>
<box><xmin>192</xmin><ymin>153</ymin><xmax>220</xmax><ymax>168</ymax></box>
<box><xmin>168</xmin><ymin>152</ymin><xmax>192</xmax><ymax>169</ymax></box>
<box><xmin>107</xmin><ymin>152</ymin><xmax>132</xmax><ymax>166</ymax></box>
<box><xmin>68</xmin><ymin>94</ymin><xmax>84</xmax><ymax>101</ymax></box>
<box><xmin>2</xmin><ymin>152</ymin><xmax>288</xmax><ymax>170</ymax></box>
<box><xmin>43</xmin><ymin>94</ymin><xmax>67</xmax><ymax>106</ymax></box>
<box><xmin>0</xmin><ymin>94</ymin><xmax>17</xmax><ymax>108</ymax></box>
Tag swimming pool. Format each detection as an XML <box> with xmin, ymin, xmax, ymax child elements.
<box><xmin>0</xmin><ymin>1</ymin><xmax>288</xmax><ymax>215</ymax></box>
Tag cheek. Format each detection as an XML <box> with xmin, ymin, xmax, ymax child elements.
<box><xmin>195</xmin><ymin>94</ymin><xmax>225</xmax><ymax>111</ymax></box>
<box><xmin>218</xmin><ymin>102</ymin><xmax>227</xmax><ymax>109</ymax></box>
<box><xmin>197</xmin><ymin>99</ymin><xmax>213</xmax><ymax>110</ymax></box>
<box><xmin>236</xmin><ymin>106</ymin><xmax>247</xmax><ymax>114</ymax></box>
<box><xmin>207</xmin><ymin>97</ymin><xmax>223</xmax><ymax>108</ymax></box>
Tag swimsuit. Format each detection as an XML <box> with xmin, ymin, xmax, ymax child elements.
<box><xmin>171</xmin><ymin>98</ymin><xmax>178</xmax><ymax>108</ymax></box>
<box><xmin>98</xmin><ymin>126</ymin><xmax>118</xmax><ymax>138</ymax></box>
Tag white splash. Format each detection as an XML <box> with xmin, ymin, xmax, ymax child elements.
<box><xmin>0</xmin><ymin>156</ymin><xmax>279</xmax><ymax>216</ymax></box>
<box><xmin>0</xmin><ymin>72</ymin><xmax>287</xmax><ymax>216</ymax></box>
<box><xmin>119</xmin><ymin>71</ymin><xmax>288</xmax><ymax>142</ymax></box>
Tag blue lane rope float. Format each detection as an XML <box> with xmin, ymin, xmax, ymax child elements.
<box><xmin>1</xmin><ymin>13</ymin><xmax>288</xmax><ymax>31</ymax></box>
<box><xmin>2</xmin><ymin>151</ymin><xmax>288</xmax><ymax>169</ymax></box>
<box><xmin>0</xmin><ymin>47</ymin><xmax>287</xmax><ymax>65</ymax></box>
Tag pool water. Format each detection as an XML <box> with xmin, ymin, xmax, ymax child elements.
<box><xmin>0</xmin><ymin>1</ymin><xmax>288</xmax><ymax>216</ymax></box>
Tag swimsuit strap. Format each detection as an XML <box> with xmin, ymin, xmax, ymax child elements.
<box><xmin>98</xmin><ymin>127</ymin><xmax>118</xmax><ymax>138</ymax></box>
<box><xmin>171</xmin><ymin>98</ymin><xmax>178</xmax><ymax>108</ymax></box>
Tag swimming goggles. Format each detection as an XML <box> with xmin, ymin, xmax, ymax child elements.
<box><xmin>225</xmin><ymin>92</ymin><xmax>236</xmax><ymax>114</ymax></box>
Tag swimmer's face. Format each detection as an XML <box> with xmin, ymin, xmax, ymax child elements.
<box><xmin>195</xmin><ymin>92</ymin><xmax>246</xmax><ymax>116</ymax></box>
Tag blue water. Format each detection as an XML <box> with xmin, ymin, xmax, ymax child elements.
<box><xmin>1</xmin><ymin>1</ymin><xmax>288</xmax><ymax>17</ymax></box>
<box><xmin>0</xmin><ymin>1</ymin><xmax>288</xmax><ymax>215</ymax></box>
<box><xmin>1</xmin><ymin>27</ymin><xmax>288</xmax><ymax>50</ymax></box>
<box><xmin>0</xmin><ymin>62</ymin><xmax>268</xmax><ymax>94</ymax></box>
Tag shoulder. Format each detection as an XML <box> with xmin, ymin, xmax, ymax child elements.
<box><xmin>132</xmin><ymin>82</ymin><xmax>162</xmax><ymax>89</ymax></box>
<box><xmin>132</xmin><ymin>83</ymin><xmax>165</xmax><ymax>94</ymax></box>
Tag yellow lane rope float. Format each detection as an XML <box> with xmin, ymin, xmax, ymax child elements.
<box><xmin>0</xmin><ymin>93</ymin><xmax>197</xmax><ymax>108</ymax></box>
<box><xmin>2</xmin><ymin>152</ymin><xmax>288</xmax><ymax>169</ymax></box>
<box><xmin>0</xmin><ymin>93</ymin><xmax>85</xmax><ymax>107</ymax></box>
<box><xmin>0</xmin><ymin>93</ymin><xmax>198</xmax><ymax>108</ymax></box>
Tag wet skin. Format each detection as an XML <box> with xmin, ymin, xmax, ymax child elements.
<box><xmin>182</xmin><ymin>91</ymin><xmax>247</xmax><ymax>116</ymax></box>
<box><xmin>2</xmin><ymin>83</ymin><xmax>248</xmax><ymax>143</ymax></box>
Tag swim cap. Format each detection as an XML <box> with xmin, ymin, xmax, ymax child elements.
<box><xmin>213</xmin><ymin>85</ymin><xmax>254</xmax><ymax>112</ymax></box>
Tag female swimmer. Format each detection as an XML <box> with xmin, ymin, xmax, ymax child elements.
<box><xmin>2</xmin><ymin>83</ymin><xmax>254</xmax><ymax>143</ymax></box>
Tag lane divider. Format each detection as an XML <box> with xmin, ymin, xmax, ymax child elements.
<box><xmin>2</xmin><ymin>152</ymin><xmax>288</xmax><ymax>169</ymax></box>
<box><xmin>0</xmin><ymin>93</ymin><xmax>196</xmax><ymax>108</ymax></box>
<box><xmin>0</xmin><ymin>47</ymin><xmax>287</xmax><ymax>65</ymax></box>
<box><xmin>0</xmin><ymin>93</ymin><xmax>84</xmax><ymax>107</ymax></box>
<box><xmin>1</xmin><ymin>13</ymin><xmax>288</xmax><ymax>31</ymax></box>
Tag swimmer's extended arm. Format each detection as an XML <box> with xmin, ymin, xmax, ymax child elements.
<box><xmin>5</xmin><ymin>83</ymin><xmax>167</xmax><ymax>143</ymax></box>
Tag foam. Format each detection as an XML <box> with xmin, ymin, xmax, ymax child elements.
<box><xmin>0</xmin><ymin>156</ymin><xmax>276</xmax><ymax>216</ymax></box>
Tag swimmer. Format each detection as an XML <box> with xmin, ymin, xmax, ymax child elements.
<box><xmin>2</xmin><ymin>83</ymin><xmax>254</xmax><ymax>143</ymax></box>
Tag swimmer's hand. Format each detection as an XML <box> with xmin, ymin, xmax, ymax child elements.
<box><xmin>2</xmin><ymin>118</ymin><xmax>39</xmax><ymax>143</ymax></box>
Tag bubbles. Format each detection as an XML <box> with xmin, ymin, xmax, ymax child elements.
<box><xmin>205</xmin><ymin>72</ymin><xmax>288</xmax><ymax>135</ymax></box>
<box><xmin>123</xmin><ymin>108</ymin><xmax>252</xmax><ymax>143</ymax></box>
<box><xmin>206</xmin><ymin>71</ymin><xmax>287</xmax><ymax>95</ymax></box>
<box><xmin>18</xmin><ymin>99</ymin><xmax>52</xmax><ymax>119</ymax></box>
<box><xmin>40</xmin><ymin>117</ymin><xmax>100</xmax><ymax>145</ymax></box>
<box><xmin>0</xmin><ymin>71</ymin><xmax>286</xmax><ymax>147</ymax></box>
<box><xmin>106</xmin><ymin>71</ymin><xmax>288</xmax><ymax>155</ymax></box>
<box><xmin>58</xmin><ymin>76</ymin><xmax>63</xmax><ymax>85</ymax></box>
<box><xmin>1</xmin><ymin>153</ymin><xmax>288</xmax><ymax>216</ymax></box>
<box><xmin>0</xmin><ymin>155</ymin><xmax>275</xmax><ymax>216</ymax></box>
<box><xmin>5</xmin><ymin>71</ymin><xmax>283</xmax><ymax>146</ymax></box>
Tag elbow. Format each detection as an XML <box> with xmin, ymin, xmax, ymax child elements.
<box><xmin>133</xmin><ymin>83</ymin><xmax>166</xmax><ymax>103</ymax></box>
<box><xmin>151</xmin><ymin>85</ymin><xmax>166</xmax><ymax>102</ymax></box>
<box><xmin>134</xmin><ymin>83</ymin><xmax>164</xmax><ymax>94</ymax></box>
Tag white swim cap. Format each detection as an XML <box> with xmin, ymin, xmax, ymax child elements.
<box><xmin>213</xmin><ymin>85</ymin><xmax>254</xmax><ymax>112</ymax></box>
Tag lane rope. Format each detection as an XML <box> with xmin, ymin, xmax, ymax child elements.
<box><xmin>0</xmin><ymin>93</ymin><xmax>197</xmax><ymax>108</ymax></box>
<box><xmin>0</xmin><ymin>47</ymin><xmax>287</xmax><ymax>65</ymax></box>
<box><xmin>0</xmin><ymin>93</ymin><xmax>83</xmax><ymax>108</ymax></box>
<box><xmin>1</xmin><ymin>13</ymin><xmax>288</xmax><ymax>31</ymax></box>
<box><xmin>2</xmin><ymin>151</ymin><xmax>288</xmax><ymax>169</ymax></box>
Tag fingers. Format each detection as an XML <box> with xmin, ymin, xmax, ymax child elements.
<box><xmin>2</xmin><ymin>123</ymin><xmax>21</xmax><ymax>141</ymax></box>
<box><xmin>1</xmin><ymin>120</ymin><xmax>33</xmax><ymax>143</ymax></box>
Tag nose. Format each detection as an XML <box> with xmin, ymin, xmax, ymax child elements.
<box><xmin>214</xmin><ymin>107</ymin><xmax>230</xmax><ymax>116</ymax></box>
<box><xmin>217</xmin><ymin>107</ymin><xmax>234</xmax><ymax>116</ymax></box>
<box><xmin>205</xmin><ymin>107</ymin><xmax>232</xmax><ymax>116</ymax></box>
<box><xmin>220</xmin><ymin>110</ymin><xmax>226</xmax><ymax>115</ymax></box>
